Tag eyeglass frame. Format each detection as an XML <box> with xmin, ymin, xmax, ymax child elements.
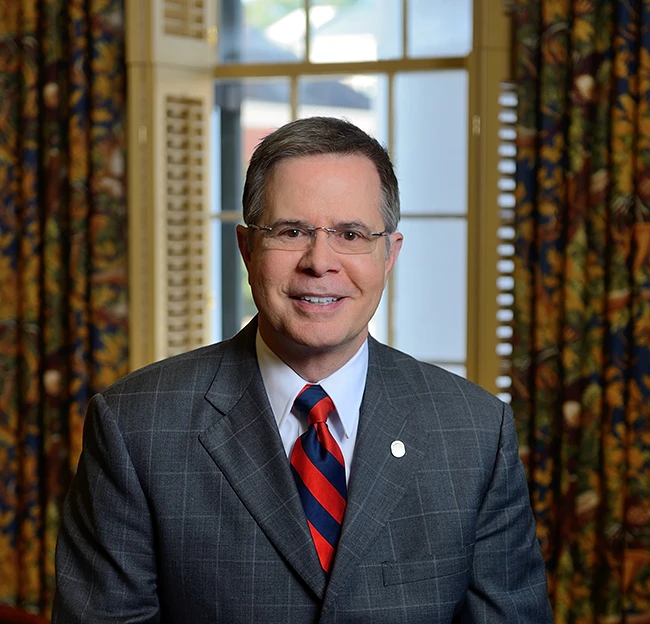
<box><xmin>246</xmin><ymin>221</ymin><xmax>391</xmax><ymax>255</ymax></box>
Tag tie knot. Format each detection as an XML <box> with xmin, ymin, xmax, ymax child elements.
<box><xmin>294</xmin><ymin>384</ymin><xmax>334</xmax><ymax>425</ymax></box>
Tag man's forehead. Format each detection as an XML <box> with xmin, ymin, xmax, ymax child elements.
<box><xmin>258</xmin><ymin>153</ymin><xmax>383</xmax><ymax>223</ymax></box>
<box><xmin>264</xmin><ymin>153</ymin><xmax>381</xmax><ymax>194</ymax></box>
<box><xmin>267</xmin><ymin>151</ymin><xmax>377</xmax><ymax>174</ymax></box>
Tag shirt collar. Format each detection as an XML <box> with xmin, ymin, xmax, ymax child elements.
<box><xmin>255</xmin><ymin>331</ymin><xmax>368</xmax><ymax>439</ymax></box>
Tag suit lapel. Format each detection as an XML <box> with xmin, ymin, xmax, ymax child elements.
<box><xmin>324</xmin><ymin>338</ymin><xmax>429</xmax><ymax>608</ymax></box>
<box><xmin>198</xmin><ymin>322</ymin><xmax>327</xmax><ymax>600</ymax></box>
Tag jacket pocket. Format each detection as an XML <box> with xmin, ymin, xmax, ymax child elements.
<box><xmin>382</xmin><ymin>551</ymin><xmax>468</xmax><ymax>587</ymax></box>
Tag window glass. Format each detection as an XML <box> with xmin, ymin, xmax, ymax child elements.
<box><xmin>309</xmin><ymin>0</ymin><xmax>402</xmax><ymax>63</ymax></box>
<box><xmin>393</xmin><ymin>218</ymin><xmax>467</xmax><ymax>362</ymax></box>
<box><xmin>395</xmin><ymin>70</ymin><xmax>468</xmax><ymax>215</ymax></box>
<box><xmin>297</xmin><ymin>74</ymin><xmax>387</xmax><ymax>142</ymax></box>
<box><xmin>219</xmin><ymin>0</ymin><xmax>304</xmax><ymax>63</ymax></box>
<box><xmin>407</xmin><ymin>0</ymin><xmax>472</xmax><ymax>58</ymax></box>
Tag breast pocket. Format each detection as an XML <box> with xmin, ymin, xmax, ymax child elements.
<box><xmin>382</xmin><ymin>550</ymin><xmax>468</xmax><ymax>587</ymax></box>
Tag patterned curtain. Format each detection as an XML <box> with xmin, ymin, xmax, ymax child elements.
<box><xmin>0</xmin><ymin>0</ymin><xmax>128</xmax><ymax>617</ymax></box>
<box><xmin>514</xmin><ymin>1</ymin><xmax>650</xmax><ymax>622</ymax></box>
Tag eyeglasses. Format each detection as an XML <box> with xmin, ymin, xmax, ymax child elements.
<box><xmin>247</xmin><ymin>221</ymin><xmax>389</xmax><ymax>255</ymax></box>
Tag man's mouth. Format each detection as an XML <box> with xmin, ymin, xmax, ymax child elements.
<box><xmin>297</xmin><ymin>296</ymin><xmax>341</xmax><ymax>305</ymax></box>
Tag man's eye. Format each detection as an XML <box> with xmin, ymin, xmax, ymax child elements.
<box><xmin>276</xmin><ymin>227</ymin><xmax>305</xmax><ymax>238</ymax></box>
<box><xmin>340</xmin><ymin>230</ymin><xmax>364</xmax><ymax>242</ymax></box>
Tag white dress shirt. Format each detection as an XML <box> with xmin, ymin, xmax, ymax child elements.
<box><xmin>256</xmin><ymin>331</ymin><xmax>368</xmax><ymax>483</ymax></box>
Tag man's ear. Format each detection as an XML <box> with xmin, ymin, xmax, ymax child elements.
<box><xmin>236</xmin><ymin>224</ymin><xmax>252</xmax><ymax>270</ymax></box>
<box><xmin>384</xmin><ymin>231</ymin><xmax>403</xmax><ymax>279</ymax></box>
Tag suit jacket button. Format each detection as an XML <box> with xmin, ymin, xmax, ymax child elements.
<box><xmin>391</xmin><ymin>440</ymin><xmax>406</xmax><ymax>458</ymax></box>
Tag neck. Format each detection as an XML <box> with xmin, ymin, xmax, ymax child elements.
<box><xmin>259</xmin><ymin>328</ymin><xmax>366</xmax><ymax>383</ymax></box>
<box><xmin>287</xmin><ymin>354</ymin><xmax>350</xmax><ymax>383</ymax></box>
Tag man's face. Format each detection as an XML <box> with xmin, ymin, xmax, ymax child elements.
<box><xmin>237</xmin><ymin>153</ymin><xmax>403</xmax><ymax>369</ymax></box>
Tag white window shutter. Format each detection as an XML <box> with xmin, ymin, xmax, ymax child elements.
<box><xmin>495</xmin><ymin>81</ymin><xmax>517</xmax><ymax>403</ymax></box>
<box><xmin>126</xmin><ymin>0</ymin><xmax>215</xmax><ymax>369</ymax></box>
<box><xmin>165</xmin><ymin>95</ymin><xmax>209</xmax><ymax>356</ymax></box>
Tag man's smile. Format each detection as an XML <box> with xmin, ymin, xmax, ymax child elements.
<box><xmin>297</xmin><ymin>296</ymin><xmax>342</xmax><ymax>305</ymax></box>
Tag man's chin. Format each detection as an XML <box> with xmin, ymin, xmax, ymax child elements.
<box><xmin>259</xmin><ymin>316</ymin><xmax>367</xmax><ymax>355</ymax></box>
<box><xmin>285</xmin><ymin>334</ymin><xmax>345</xmax><ymax>353</ymax></box>
<box><xmin>282</xmin><ymin>327</ymin><xmax>369</xmax><ymax>358</ymax></box>
<box><xmin>270</xmin><ymin>326</ymin><xmax>349</xmax><ymax>354</ymax></box>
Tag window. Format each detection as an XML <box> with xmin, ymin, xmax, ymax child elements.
<box><xmin>125</xmin><ymin>0</ymin><xmax>511</xmax><ymax>393</ymax></box>
<box><xmin>211</xmin><ymin>0</ymin><xmax>476</xmax><ymax>378</ymax></box>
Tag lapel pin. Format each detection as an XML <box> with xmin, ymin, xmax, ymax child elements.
<box><xmin>391</xmin><ymin>440</ymin><xmax>406</xmax><ymax>458</ymax></box>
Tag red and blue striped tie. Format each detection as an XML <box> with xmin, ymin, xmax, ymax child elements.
<box><xmin>290</xmin><ymin>384</ymin><xmax>347</xmax><ymax>575</ymax></box>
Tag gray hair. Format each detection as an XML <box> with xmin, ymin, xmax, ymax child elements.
<box><xmin>242</xmin><ymin>117</ymin><xmax>400</xmax><ymax>233</ymax></box>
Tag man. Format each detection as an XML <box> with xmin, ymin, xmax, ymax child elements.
<box><xmin>53</xmin><ymin>117</ymin><xmax>553</xmax><ymax>622</ymax></box>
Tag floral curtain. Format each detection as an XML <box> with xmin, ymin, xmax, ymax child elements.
<box><xmin>0</xmin><ymin>0</ymin><xmax>128</xmax><ymax>616</ymax></box>
<box><xmin>514</xmin><ymin>0</ymin><xmax>650</xmax><ymax>621</ymax></box>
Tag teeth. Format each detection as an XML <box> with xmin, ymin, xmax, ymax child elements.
<box><xmin>301</xmin><ymin>296</ymin><xmax>339</xmax><ymax>305</ymax></box>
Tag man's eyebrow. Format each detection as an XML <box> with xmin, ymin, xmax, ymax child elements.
<box><xmin>266</xmin><ymin>219</ymin><xmax>373</xmax><ymax>230</ymax></box>
<box><xmin>267</xmin><ymin>219</ymin><xmax>309</xmax><ymax>227</ymax></box>
<box><xmin>333</xmin><ymin>221</ymin><xmax>372</xmax><ymax>231</ymax></box>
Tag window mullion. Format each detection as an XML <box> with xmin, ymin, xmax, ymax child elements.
<box><xmin>305</xmin><ymin>0</ymin><xmax>311</xmax><ymax>64</ymax></box>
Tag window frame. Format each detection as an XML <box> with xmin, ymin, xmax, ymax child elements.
<box><xmin>125</xmin><ymin>0</ymin><xmax>512</xmax><ymax>395</ymax></box>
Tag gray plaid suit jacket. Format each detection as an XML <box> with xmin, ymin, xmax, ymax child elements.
<box><xmin>53</xmin><ymin>319</ymin><xmax>553</xmax><ymax>623</ymax></box>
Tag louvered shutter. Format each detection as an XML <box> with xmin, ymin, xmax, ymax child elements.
<box><xmin>495</xmin><ymin>81</ymin><xmax>517</xmax><ymax>403</ymax></box>
<box><xmin>165</xmin><ymin>96</ymin><xmax>209</xmax><ymax>356</ymax></box>
<box><xmin>126</xmin><ymin>0</ymin><xmax>215</xmax><ymax>368</ymax></box>
<box><xmin>163</xmin><ymin>0</ymin><xmax>206</xmax><ymax>39</ymax></box>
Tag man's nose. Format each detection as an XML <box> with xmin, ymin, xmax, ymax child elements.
<box><xmin>297</xmin><ymin>230</ymin><xmax>342</xmax><ymax>275</ymax></box>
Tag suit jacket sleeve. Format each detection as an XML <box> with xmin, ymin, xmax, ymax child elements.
<box><xmin>52</xmin><ymin>393</ymin><xmax>160</xmax><ymax>624</ymax></box>
<box><xmin>460</xmin><ymin>402</ymin><xmax>553</xmax><ymax>622</ymax></box>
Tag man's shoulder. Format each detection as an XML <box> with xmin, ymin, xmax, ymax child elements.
<box><xmin>369</xmin><ymin>338</ymin><xmax>505</xmax><ymax>413</ymax></box>
<box><xmin>102</xmin><ymin>333</ymin><xmax>245</xmax><ymax>400</ymax></box>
